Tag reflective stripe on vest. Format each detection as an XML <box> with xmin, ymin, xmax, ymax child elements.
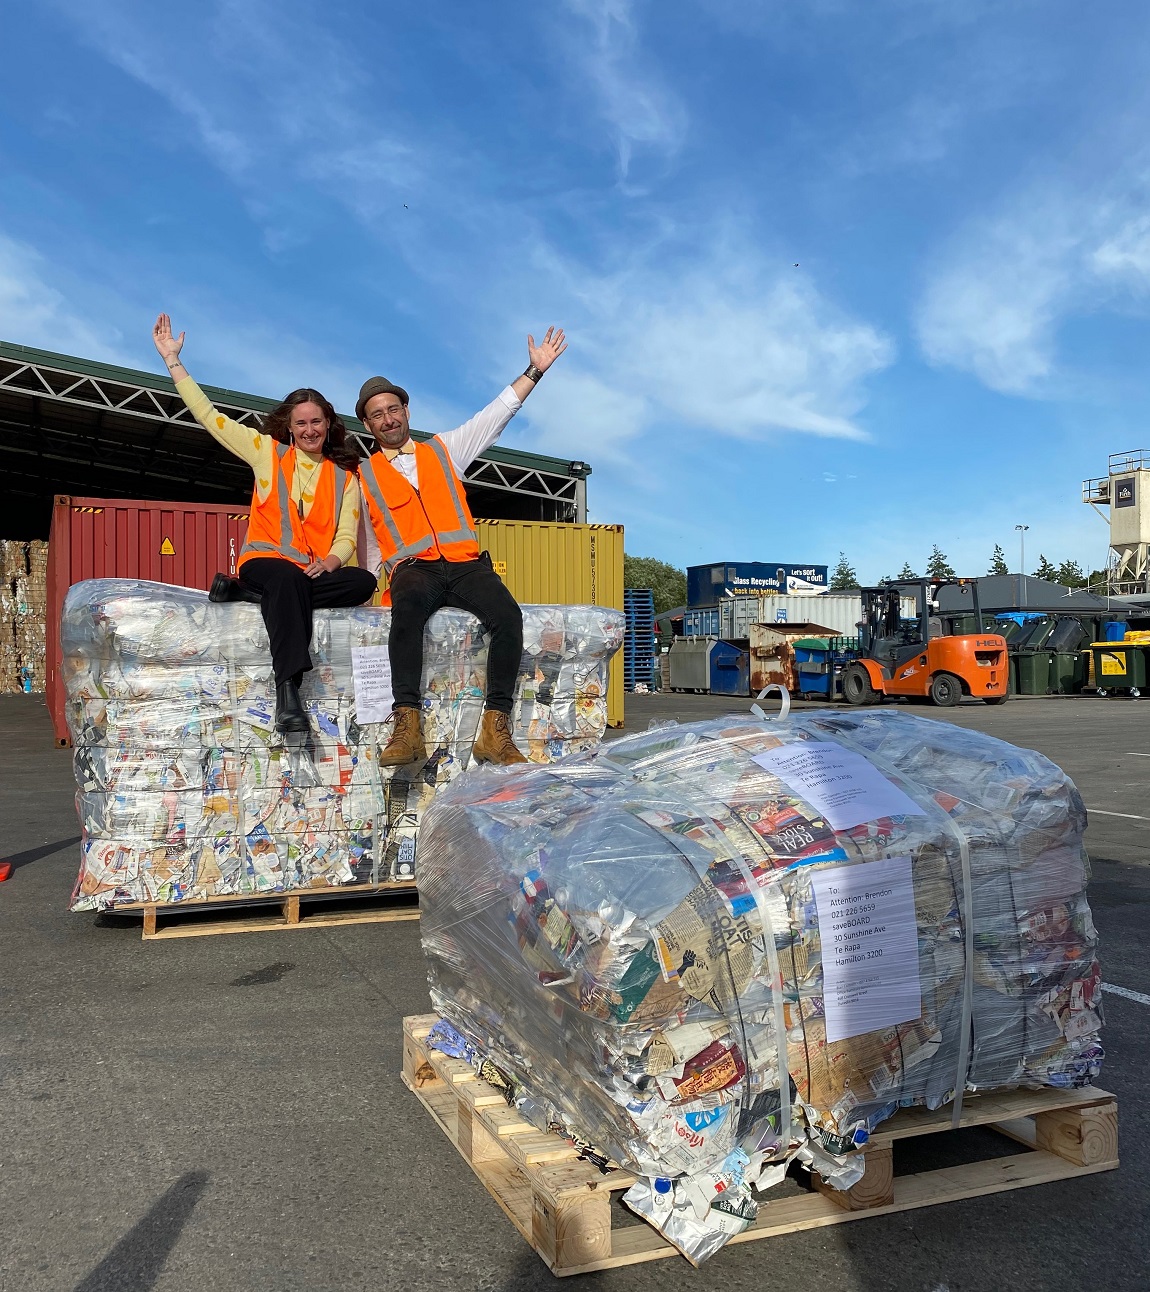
<box><xmin>360</xmin><ymin>438</ymin><xmax>478</xmax><ymax>575</ymax></box>
<box><xmin>239</xmin><ymin>444</ymin><xmax>347</xmax><ymax>567</ymax></box>
<box><xmin>332</xmin><ymin>462</ymin><xmax>348</xmax><ymax>527</ymax></box>
<box><xmin>423</xmin><ymin>437</ymin><xmax>478</xmax><ymax>546</ymax></box>
<box><xmin>357</xmin><ymin>462</ymin><xmax>437</xmax><ymax>571</ymax></box>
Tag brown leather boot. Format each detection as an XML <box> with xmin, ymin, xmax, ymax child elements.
<box><xmin>379</xmin><ymin>706</ymin><xmax>426</xmax><ymax>767</ymax></box>
<box><xmin>472</xmin><ymin>710</ymin><xmax>528</xmax><ymax>765</ymax></box>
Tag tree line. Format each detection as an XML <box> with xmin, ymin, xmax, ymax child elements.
<box><xmin>829</xmin><ymin>545</ymin><xmax>1097</xmax><ymax>590</ymax></box>
<box><xmin>829</xmin><ymin>546</ymin><xmax>957</xmax><ymax>589</ymax></box>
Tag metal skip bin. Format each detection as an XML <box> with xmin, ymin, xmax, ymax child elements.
<box><xmin>1091</xmin><ymin>642</ymin><xmax>1148</xmax><ymax>696</ymax></box>
<box><xmin>748</xmin><ymin>622</ymin><xmax>837</xmax><ymax>694</ymax></box>
<box><xmin>668</xmin><ymin>637</ymin><xmax>715</xmax><ymax>692</ymax></box>
<box><xmin>708</xmin><ymin>639</ymin><xmax>750</xmax><ymax>696</ymax></box>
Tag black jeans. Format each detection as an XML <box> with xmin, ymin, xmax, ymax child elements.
<box><xmin>239</xmin><ymin>557</ymin><xmax>378</xmax><ymax>684</ymax></box>
<box><xmin>388</xmin><ymin>557</ymin><xmax>523</xmax><ymax>713</ymax></box>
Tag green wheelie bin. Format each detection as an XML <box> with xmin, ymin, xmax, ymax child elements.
<box><xmin>1050</xmin><ymin>651</ymin><xmax>1088</xmax><ymax>695</ymax></box>
<box><xmin>1014</xmin><ymin>649</ymin><xmax>1055</xmax><ymax>695</ymax></box>
<box><xmin>1091</xmin><ymin>643</ymin><xmax>1148</xmax><ymax>697</ymax></box>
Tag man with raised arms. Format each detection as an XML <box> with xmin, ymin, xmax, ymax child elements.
<box><xmin>356</xmin><ymin>328</ymin><xmax>567</xmax><ymax>767</ymax></box>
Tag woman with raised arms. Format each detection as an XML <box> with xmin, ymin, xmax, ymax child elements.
<box><xmin>152</xmin><ymin>314</ymin><xmax>377</xmax><ymax>733</ymax></box>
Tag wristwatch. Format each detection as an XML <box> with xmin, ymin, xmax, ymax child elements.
<box><xmin>523</xmin><ymin>363</ymin><xmax>544</xmax><ymax>383</ymax></box>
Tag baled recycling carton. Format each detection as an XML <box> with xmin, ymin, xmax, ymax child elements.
<box><xmin>418</xmin><ymin>709</ymin><xmax>1103</xmax><ymax>1262</ymax></box>
<box><xmin>60</xmin><ymin>578</ymin><xmax>624</xmax><ymax>909</ymax></box>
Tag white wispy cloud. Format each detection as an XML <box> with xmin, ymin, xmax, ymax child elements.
<box><xmin>44</xmin><ymin>0</ymin><xmax>891</xmax><ymax>469</ymax></box>
<box><xmin>516</xmin><ymin>234</ymin><xmax>894</xmax><ymax>463</ymax></box>
<box><xmin>690</xmin><ymin>0</ymin><xmax>1002</xmax><ymax>41</ymax></box>
<box><xmin>0</xmin><ymin>235</ymin><xmax>130</xmax><ymax>363</ymax></box>
<box><xmin>0</xmin><ymin>224</ymin><xmax>373</xmax><ymax>413</ymax></box>
<box><xmin>1090</xmin><ymin>213</ymin><xmax>1150</xmax><ymax>285</ymax></box>
<box><xmin>915</xmin><ymin>168</ymin><xmax>1150</xmax><ymax>396</ymax></box>
<box><xmin>555</xmin><ymin>0</ymin><xmax>687</xmax><ymax>177</ymax></box>
<box><xmin>53</xmin><ymin>0</ymin><xmax>421</xmax><ymax>232</ymax></box>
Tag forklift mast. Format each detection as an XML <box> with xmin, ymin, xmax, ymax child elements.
<box><xmin>858</xmin><ymin>578</ymin><xmax>985</xmax><ymax>654</ymax></box>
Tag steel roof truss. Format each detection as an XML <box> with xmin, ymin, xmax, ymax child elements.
<box><xmin>1</xmin><ymin>352</ymin><xmax>579</xmax><ymax>506</ymax></box>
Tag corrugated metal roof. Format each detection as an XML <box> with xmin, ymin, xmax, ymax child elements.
<box><xmin>935</xmin><ymin>574</ymin><xmax>1112</xmax><ymax>613</ymax></box>
<box><xmin>0</xmin><ymin>339</ymin><xmax>585</xmax><ymax>477</ymax></box>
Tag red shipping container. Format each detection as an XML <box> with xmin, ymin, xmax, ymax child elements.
<box><xmin>46</xmin><ymin>495</ymin><xmax>250</xmax><ymax>745</ymax></box>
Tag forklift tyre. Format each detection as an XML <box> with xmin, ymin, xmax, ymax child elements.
<box><xmin>984</xmin><ymin>696</ymin><xmax>1007</xmax><ymax>705</ymax></box>
<box><xmin>929</xmin><ymin>672</ymin><xmax>964</xmax><ymax>707</ymax></box>
<box><xmin>841</xmin><ymin>665</ymin><xmax>877</xmax><ymax>706</ymax></box>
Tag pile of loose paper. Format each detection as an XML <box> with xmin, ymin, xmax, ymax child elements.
<box><xmin>418</xmin><ymin>710</ymin><xmax>1104</xmax><ymax>1264</ymax></box>
<box><xmin>62</xmin><ymin>579</ymin><xmax>623</xmax><ymax>910</ymax></box>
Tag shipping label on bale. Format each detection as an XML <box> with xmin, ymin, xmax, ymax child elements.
<box><xmin>350</xmin><ymin>646</ymin><xmax>394</xmax><ymax>723</ymax></box>
<box><xmin>752</xmin><ymin>741</ymin><xmax>925</xmax><ymax>832</ymax></box>
<box><xmin>810</xmin><ymin>855</ymin><xmax>921</xmax><ymax>1043</ymax></box>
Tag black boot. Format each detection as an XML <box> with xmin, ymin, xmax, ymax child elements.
<box><xmin>274</xmin><ymin>680</ymin><xmax>309</xmax><ymax>733</ymax></box>
<box><xmin>209</xmin><ymin>572</ymin><xmax>262</xmax><ymax>604</ymax></box>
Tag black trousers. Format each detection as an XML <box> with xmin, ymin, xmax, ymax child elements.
<box><xmin>388</xmin><ymin>557</ymin><xmax>523</xmax><ymax>713</ymax></box>
<box><xmin>239</xmin><ymin>557</ymin><xmax>378</xmax><ymax>684</ymax></box>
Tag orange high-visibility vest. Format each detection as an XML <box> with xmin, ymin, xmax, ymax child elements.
<box><xmin>359</xmin><ymin>438</ymin><xmax>480</xmax><ymax>580</ymax></box>
<box><xmin>238</xmin><ymin>443</ymin><xmax>350</xmax><ymax>570</ymax></box>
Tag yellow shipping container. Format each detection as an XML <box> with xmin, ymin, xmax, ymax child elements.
<box><xmin>476</xmin><ymin>519</ymin><xmax>625</xmax><ymax>726</ymax></box>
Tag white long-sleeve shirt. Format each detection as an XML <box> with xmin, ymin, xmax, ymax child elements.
<box><xmin>382</xmin><ymin>386</ymin><xmax>522</xmax><ymax>485</ymax></box>
<box><xmin>358</xmin><ymin>385</ymin><xmax>523</xmax><ymax>576</ymax></box>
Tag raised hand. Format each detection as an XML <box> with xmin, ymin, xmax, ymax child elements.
<box><xmin>152</xmin><ymin>314</ymin><xmax>185</xmax><ymax>365</ymax></box>
<box><xmin>527</xmin><ymin>326</ymin><xmax>567</xmax><ymax>374</ymax></box>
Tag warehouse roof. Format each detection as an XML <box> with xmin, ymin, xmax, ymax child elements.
<box><xmin>935</xmin><ymin>574</ymin><xmax>1112</xmax><ymax>613</ymax></box>
<box><xmin>0</xmin><ymin>339</ymin><xmax>589</xmax><ymax>537</ymax></box>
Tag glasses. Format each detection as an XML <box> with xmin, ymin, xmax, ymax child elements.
<box><xmin>365</xmin><ymin>404</ymin><xmax>407</xmax><ymax>423</ymax></box>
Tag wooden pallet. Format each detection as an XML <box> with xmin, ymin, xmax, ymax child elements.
<box><xmin>401</xmin><ymin>1014</ymin><xmax>1119</xmax><ymax>1277</ymax></box>
<box><xmin>112</xmin><ymin>880</ymin><xmax>420</xmax><ymax>940</ymax></box>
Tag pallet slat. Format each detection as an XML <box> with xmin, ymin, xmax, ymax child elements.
<box><xmin>125</xmin><ymin>881</ymin><xmax>420</xmax><ymax>940</ymax></box>
<box><xmin>401</xmin><ymin>1014</ymin><xmax>1119</xmax><ymax>1277</ymax></box>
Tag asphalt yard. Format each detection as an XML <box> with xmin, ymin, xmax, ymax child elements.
<box><xmin>1</xmin><ymin>690</ymin><xmax>1146</xmax><ymax>1292</ymax></box>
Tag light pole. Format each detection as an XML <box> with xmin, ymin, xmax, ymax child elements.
<box><xmin>1015</xmin><ymin>524</ymin><xmax>1029</xmax><ymax>608</ymax></box>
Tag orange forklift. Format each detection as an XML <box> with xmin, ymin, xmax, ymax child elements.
<box><xmin>840</xmin><ymin>578</ymin><xmax>1009</xmax><ymax>707</ymax></box>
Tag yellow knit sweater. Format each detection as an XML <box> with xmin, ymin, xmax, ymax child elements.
<box><xmin>176</xmin><ymin>377</ymin><xmax>361</xmax><ymax>566</ymax></box>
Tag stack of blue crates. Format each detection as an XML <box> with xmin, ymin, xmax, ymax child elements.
<box><xmin>623</xmin><ymin>588</ymin><xmax>657</xmax><ymax>691</ymax></box>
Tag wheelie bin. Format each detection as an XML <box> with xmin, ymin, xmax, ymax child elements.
<box><xmin>1090</xmin><ymin>643</ymin><xmax>1148</xmax><ymax>697</ymax></box>
<box><xmin>1014</xmin><ymin>649</ymin><xmax>1055</xmax><ymax>695</ymax></box>
<box><xmin>1050</xmin><ymin>651</ymin><xmax>1088</xmax><ymax>695</ymax></box>
<box><xmin>794</xmin><ymin>637</ymin><xmax>832</xmax><ymax>699</ymax></box>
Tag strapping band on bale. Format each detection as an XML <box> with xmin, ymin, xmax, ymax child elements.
<box><xmin>370</xmin><ymin>731</ymin><xmax>389</xmax><ymax>884</ymax></box>
<box><xmin>715</xmin><ymin>799</ymin><xmax>794</xmax><ymax>1173</ymax></box>
<box><xmin>623</xmin><ymin>740</ymin><xmax>795</xmax><ymax>1181</ymax></box>
<box><xmin>227</xmin><ymin>658</ymin><xmax>251</xmax><ymax>878</ymax></box>
<box><xmin>823</xmin><ymin>726</ymin><xmax>978</xmax><ymax>1130</ymax></box>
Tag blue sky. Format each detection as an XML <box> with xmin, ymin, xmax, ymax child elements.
<box><xmin>2</xmin><ymin>1</ymin><xmax>1149</xmax><ymax>581</ymax></box>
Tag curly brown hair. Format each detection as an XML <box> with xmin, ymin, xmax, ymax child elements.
<box><xmin>262</xmin><ymin>388</ymin><xmax>363</xmax><ymax>471</ymax></box>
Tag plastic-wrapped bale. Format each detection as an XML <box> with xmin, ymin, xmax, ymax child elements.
<box><xmin>417</xmin><ymin>709</ymin><xmax>1104</xmax><ymax>1264</ymax></box>
<box><xmin>62</xmin><ymin>579</ymin><xmax>623</xmax><ymax>910</ymax></box>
